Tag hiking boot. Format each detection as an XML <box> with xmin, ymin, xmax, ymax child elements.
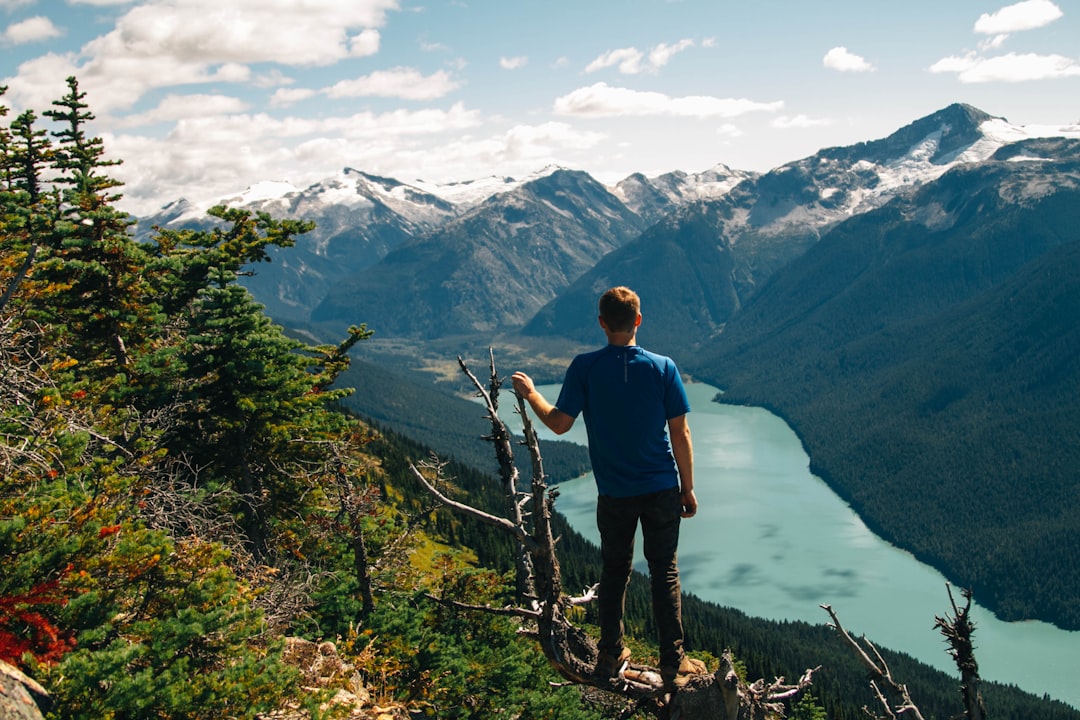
<box><xmin>593</xmin><ymin>646</ymin><xmax>631</xmax><ymax>679</ymax></box>
<box><xmin>660</xmin><ymin>655</ymin><xmax>707</xmax><ymax>691</ymax></box>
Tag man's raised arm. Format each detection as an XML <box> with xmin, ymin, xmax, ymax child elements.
<box><xmin>511</xmin><ymin>371</ymin><xmax>575</xmax><ymax>435</ymax></box>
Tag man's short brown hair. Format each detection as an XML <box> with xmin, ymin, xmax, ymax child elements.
<box><xmin>599</xmin><ymin>286</ymin><xmax>640</xmax><ymax>333</ymax></box>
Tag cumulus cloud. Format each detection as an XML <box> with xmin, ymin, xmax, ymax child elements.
<box><xmin>974</xmin><ymin>0</ymin><xmax>1062</xmax><ymax>35</ymax></box>
<box><xmin>929</xmin><ymin>51</ymin><xmax>1080</xmax><ymax>82</ymax></box>
<box><xmin>823</xmin><ymin>46</ymin><xmax>875</xmax><ymax>72</ymax></box>
<box><xmin>716</xmin><ymin>123</ymin><xmax>743</xmax><ymax>138</ymax></box>
<box><xmin>117</xmin><ymin>93</ymin><xmax>249</xmax><ymax>127</ymax></box>
<box><xmin>586</xmin><ymin>47</ymin><xmax>645</xmax><ymax>74</ymax></box>
<box><xmin>648</xmin><ymin>39</ymin><xmax>695</xmax><ymax>68</ymax></box>
<box><xmin>553</xmin><ymin>82</ymin><xmax>782</xmax><ymax>119</ymax></box>
<box><xmin>3</xmin><ymin>16</ymin><xmax>62</xmax><ymax>44</ymax></box>
<box><xmin>269</xmin><ymin>87</ymin><xmax>317</xmax><ymax>107</ymax></box>
<box><xmin>500</xmin><ymin>56</ymin><xmax>527</xmax><ymax>70</ymax></box>
<box><xmin>586</xmin><ymin>38</ymin><xmax>696</xmax><ymax>75</ymax></box>
<box><xmin>324</xmin><ymin>67</ymin><xmax>460</xmax><ymax>100</ymax></box>
<box><xmin>106</xmin><ymin>102</ymin><xmax>486</xmax><ymax>215</ymax></box>
<box><xmin>2</xmin><ymin>0</ymin><xmax>398</xmax><ymax>112</ymax></box>
<box><xmin>929</xmin><ymin>1</ymin><xmax>1072</xmax><ymax>83</ymax></box>
<box><xmin>771</xmin><ymin>114</ymin><xmax>832</xmax><ymax>129</ymax></box>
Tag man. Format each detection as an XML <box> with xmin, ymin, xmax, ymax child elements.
<box><xmin>511</xmin><ymin>286</ymin><xmax>702</xmax><ymax>691</ymax></box>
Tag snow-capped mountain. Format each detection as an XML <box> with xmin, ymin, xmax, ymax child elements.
<box><xmin>523</xmin><ymin>104</ymin><xmax>1080</xmax><ymax>353</ymax></box>
<box><xmin>135</xmin><ymin>103</ymin><xmax>1080</xmax><ymax>332</ymax></box>
<box><xmin>135</xmin><ymin>162</ymin><xmax>747</xmax><ymax>324</ymax></box>
<box><xmin>311</xmin><ymin>168</ymin><xmax>647</xmax><ymax>337</ymax></box>
<box><xmin>611</xmin><ymin>164</ymin><xmax>758</xmax><ymax>224</ymax></box>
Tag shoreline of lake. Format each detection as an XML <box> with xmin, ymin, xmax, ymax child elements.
<box><xmin>522</xmin><ymin>382</ymin><xmax>1080</xmax><ymax>710</ymax></box>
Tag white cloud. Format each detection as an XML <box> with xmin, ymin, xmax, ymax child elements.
<box><xmin>823</xmin><ymin>47</ymin><xmax>875</xmax><ymax>72</ymax></box>
<box><xmin>269</xmin><ymin>87</ymin><xmax>317</xmax><ymax>107</ymax></box>
<box><xmin>251</xmin><ymin>69</ymin><xmax>295</xmax><ymax>89</ymax></box>
<box><xmin>716</xmin><ymin>123</ymin><xmax>743</xmax><ymax>138</ymax></box>
<box><xmin>324</xmin><ymin>67</ymin><xmax>460</xmax><ymax>100</ymax></box>
<box><xmin>771</xmin><ymin>114</ymin><xmax>832</xmax><ymax>129</ymax></box>
<box><xmin>929</xmin><ymin>51</ymin><xmax>1080</xmax><ymax>82</ymax></box>
<box><xmin>586</xmin><ymin>47</ymin><xmax>644</xmax><ymax>74</ymax></box>
<box><xmin>974</xmin><ymin>0</ymin><xmax>1062</xmax><ymax>34</ymax></box>
<box><xmin>0</xmin><ymin>0</ymin><xmax>35</xmax><ymax>8</ymax></box>
<box><xmin>553</xmin><ymin>82</ymin><xmax>782</xmax><ymax>119</ymax></box>
<box><xmin>106</xmin><ymin>102</ymin><xmax>486</xmax><ymax>215</ymax></box>
<box><xmin>648</xmin><ymin>39</ymin><xmax>694</xmax><ymax>68</ymax></box>
<box><xmin>586</xmin><ymin>39</ymin><xmax>697</xmax><ymax>75</ymax></box>
<box><xmin>979</xmin><ymin>34</ymin><xmax>1009</xmax><ymax>51</ymax></box>
<box><xmin>501</xmin><ymin>121</ymin><xmax>605</xmax><ymax>160</ymax></box>
<box><xmin>500</xmin><ymin>56</ymin><xmax>527</xmax><ymax>70</ymax></box>
<box><xmin>3</xmin><ymin>16</ymin><xmax>62</xmax><ymax>44</ymax></box>
<box><xmin>117</xmin><ymin>93</ymin><xmax>249</xmax><ymax>127</ymax></box>
<box><xmin>2</xmin><ymin>0</ymin><xmax>399</xmax><ymax>113</ymax></box>
<box><xmin>349</xmin><ymin>28</ymin><xmax>382</xmax><ymax>57</ymax></box>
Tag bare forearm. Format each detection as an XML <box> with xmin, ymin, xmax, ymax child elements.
<box><xmin>669</xmin><ymin>414</ymin><xmax>697</xmax><ymax>517</ymax></box>
<box><xmin>524</xmin><ymin>391</ymin><xmax>565</xmax><ymax>433</ymax></box>
<box><xmin>511</xmin><ymin>371</ymin><xmax>574</xmax><ymax>435</ymax></box>
<box><xmin>671</xmin><ymin>432</ymin><xmax>694</xmax><ymax>493</ymax></box>
<box><xmin>669</xmin><ymin>416</ymin><xmax>694</xmax><ymax>491</ymax></box>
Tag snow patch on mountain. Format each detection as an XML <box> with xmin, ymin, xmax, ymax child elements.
<box><xmin>408</xmin><ymin>173</ymin><xmax>527</xmax><ymax>206</ymax></box>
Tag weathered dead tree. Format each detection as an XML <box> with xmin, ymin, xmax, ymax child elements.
<box><xmin>823</xmin><ymin>584</ymin><xmax>986</xmax><ymax>720</ymax></box>
<box><xmin>935</xmin><ymin>585</ymin><xmax>986</xmax><ymax>720</ymax></box>
<box><xmin>412</xmin><ymin>351</ymin><xmax>816</xmax><ymax>719</ymax></box>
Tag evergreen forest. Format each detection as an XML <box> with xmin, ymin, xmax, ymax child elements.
<box><xmin>2</xmin><ymin>78</ymin><xmax>1077</xmax><ymax>719</ymax></box>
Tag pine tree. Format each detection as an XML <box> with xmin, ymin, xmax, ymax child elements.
<box><xmin>0</xmin><ymin>101</ymin><xmax>57</xmax><ymax>314</ymax></box>
<box><xmin>33</xmin><ymin>76</ymin><xmax>154</xmax><ymax>373</ymax></box>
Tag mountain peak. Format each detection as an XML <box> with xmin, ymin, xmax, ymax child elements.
<box><xmin>820</xmin><ymin>103</ymin><xmax>1000</xmax><ymax>167</ymax></box>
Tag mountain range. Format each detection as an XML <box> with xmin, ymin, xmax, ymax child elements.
<box><xmin>139</xmin><ymin>103</ymin><xmax>1080</xmax><ymax>630</ymax></box>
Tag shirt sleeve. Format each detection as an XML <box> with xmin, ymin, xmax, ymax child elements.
<box><xmin>554</xmin><ymin>358</ymin><xmax>585</xmax><ymax>418</ymax></box>
<box><xmin>664</xmin><ymin>362</ymin><xmax>691</xmax><ymax>419</ymax></box>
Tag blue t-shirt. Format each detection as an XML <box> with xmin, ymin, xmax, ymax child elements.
<box><xmin>555</xmin><ymin>344</ymin><xmax>690</xmax><ymax>498</ymax></box>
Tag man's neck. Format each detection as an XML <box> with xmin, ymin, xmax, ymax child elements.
<box><xmin>606</xmin><ymin>332</ymin><xmax>637</xmax><ymax>347</ymax></box>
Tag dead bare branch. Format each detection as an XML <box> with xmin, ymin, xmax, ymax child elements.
<box><xmin>821</xmin><ymin>603</ymin><xmax>926</xmax><ymax>720</ymax></box>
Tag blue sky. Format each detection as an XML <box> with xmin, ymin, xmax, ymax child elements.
<box><xmin>2</xmin><ymin>0</ymin><xmax>1078</xmax><ymax>215</ymax></box>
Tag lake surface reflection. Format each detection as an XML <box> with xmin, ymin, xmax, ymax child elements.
<box><xmin>516</xmin><ymin>383</ymin><xmax>1079</xmax><ymax>709</ymax></box>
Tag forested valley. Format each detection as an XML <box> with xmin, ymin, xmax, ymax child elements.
<box><xmin>694</xmin><ymin>166</ymin><xmax>1080</xmax><ymax>631</ymax></box>
<box><xmin>2</xmin><ymin>78</ymin><xmax>1077</xmax><ymax>719</ymax></box>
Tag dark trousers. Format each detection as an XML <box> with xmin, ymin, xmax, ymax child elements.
<box><xmin>596</xmin><ymin>487</ymin><xmax>684</xmax><ymax>668</ymax></box>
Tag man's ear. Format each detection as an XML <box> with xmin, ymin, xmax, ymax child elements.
<box><xmin>634</xmin><ymin>314</ymin><xmax>642</xmax><ymax>327</ymax></box>
<box><xmin>598</xmin><ymin>315</ymin><xmax>608</xmax><ymax>330</ymax></box>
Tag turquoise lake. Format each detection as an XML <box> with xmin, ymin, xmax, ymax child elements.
<box><xmin>509</xmin><ymin>382</ymin><xmax>1079</xmax><ymax>709</ymax></box>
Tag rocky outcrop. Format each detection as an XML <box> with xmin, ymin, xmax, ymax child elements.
<box><xmin>0</xmin><ymin>660</ymin><xmax>50</xmax><ymax>720</ymax></box>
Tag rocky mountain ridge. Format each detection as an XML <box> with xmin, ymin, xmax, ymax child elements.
<box><xmin>137</xmin><ymin>103</ymin><xmax>1080</xmax><ymax>350</ymax></box>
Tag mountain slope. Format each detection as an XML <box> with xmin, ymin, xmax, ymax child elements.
<box><xmin>695</xmin><ymin>138</ymin><xmax>1080</xmax><ymax>628</ymax></box>
<box><xmin>138</xmin><ymin>169</ymin><xmax>464</xmax><ymax>323</ymax></box>
<box><xmin>312</xmin><ymin>169</ymin><xmax>647</xmax><ymax>337</ymax></box>
<box><xmin>610</xmin><ymin>163</ymin><xmax>757</xmax><ymax>225</ymax></box>
<box><xmin>523</xmin><ymin>200</ymin><xmax>743</xmax><ymax>352</ymax></box>
<box><xmin>521</xmin><ymin>104</ymin><xmax>1068</xmax><ymax>359</ymax></box>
